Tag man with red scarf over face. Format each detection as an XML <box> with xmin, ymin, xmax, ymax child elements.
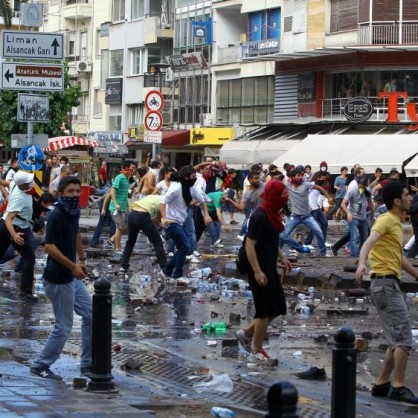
<box><xmin>235</xmin><ymin>180</ymin><xmax>292</xmax><ymax>360</ymax></box>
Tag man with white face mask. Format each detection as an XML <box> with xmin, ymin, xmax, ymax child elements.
<box><xmin>0</xmin><ymin>171</ymin><xmax>37</xmax><ymax>301</ymax></box>
<box><xmin>136</xmin><ymin>160</ymin><xmax>162</xmax><ymax>198</ymax></box>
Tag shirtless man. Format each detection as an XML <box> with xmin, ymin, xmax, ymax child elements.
<box><xmin>136</xmin><ymin>160</ymin><xmax>162</xmax><ymax>197</ymax></box>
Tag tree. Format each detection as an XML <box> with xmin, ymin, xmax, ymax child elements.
<box><xmin>0</xmin><ymin>0</ymin><xmax>13</xmax><ymax>27</ymax></box>
<box><xmin>0</xmin><ymin>63</ymin><xmax>82</xmax><ymax>148</ymax></box>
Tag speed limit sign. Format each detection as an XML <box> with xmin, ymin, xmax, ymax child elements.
<box><xmin>144</xmin><ymin>110</ymin><xmax>163</xmax><ymax>131</ymax></box>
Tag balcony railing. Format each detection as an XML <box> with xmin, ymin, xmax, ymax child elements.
<box><xmin>358</xmin><ymin>21</ymin><xmax>418</xmax><ymax>45</ymax></box>
<box><xmin>66</xmin><ymin>0</ymin><xmax>88</xmax><ymax>4</ymax></box>
<box><xmin>321</xmin><ymin>97</ymin><xmax>418</xmax><ymax>121</ymax></box>
<box><xmin>143</xmin><ymin>73</ymin><xmax>171</xmax><ymax>89</ymax></box>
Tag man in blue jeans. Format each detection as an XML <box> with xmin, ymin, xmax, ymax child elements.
<box><xmin>280</xmin><ymin>166</ymin><xmax>333</xmax><ymax>256</ymax></box>
<box><xmin>31</xmin><ymin>176</ymin><xmax>91</xmax><ymax>380</ymax></box>
<box><xmin>341</xmin><ymin>176</ymin><xmax>373</xmax><ymax>257</ymax></box>
<box><xmin>160</xmin><ymin>166</ymin><xmax>211</xmax><ymax>281</ymax></box>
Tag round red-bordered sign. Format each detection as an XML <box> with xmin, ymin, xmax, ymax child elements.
<box><xmin>144</xmin><ymin>110</ymin><xmax>163</xmax><ymax>131</ymax></box>
<box><xmin>145</xmin><ymin>90</ymin><xmax>164</xmax><ymax>112</ymax></box>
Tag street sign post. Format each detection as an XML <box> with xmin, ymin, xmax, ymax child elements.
<box><xmin>2</xmin><ymin>31</ymin><xmax>64</xmax><ymax>60</ymax></box>
<box><xmin>145</xmin><ymin>90</ymin><xmax>164</xmax><ymax>112</ymax></box>
<box><xmin>17</xmin><ymin>93</ymin><xmax>49</xmax><ymax>123</ymax></box>
<box><xmin>144</xmin><ymin>110</ymin><xmax>163</xmax><ymax>131</ymax></box>
<box><xmin>1</xmin><ymin>63</ymin><xmax>64</xmax><ymax>92</ymax></box>
<box><xmin>18</xmin><ymin>144</ymin><xmax>45</xmax><ymax>171</ymax></box>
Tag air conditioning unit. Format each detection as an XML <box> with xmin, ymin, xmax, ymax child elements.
<box><xmin>199</xmin><ymin>113</ymin><xmax>213</xmax><ymax>127</ymax></box>
<box><xmin>76</xmin><ymin>61</ymin><xmax>92</xmax><ymax>73</ymax></box>
<box><xmin>80</xmin><ymin>78</ymin><xmax>89</xmax><ymax>92</ymax></box>
<box><xmin>162</xmin><ymin>100</ymin><xmax>173</xmax><ymax>125</ymax></box>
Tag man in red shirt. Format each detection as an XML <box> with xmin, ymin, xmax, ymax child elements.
<box><xmin>98</xmin><ymin>161</ymin><xmax>108</xmax><ymax>188</ymax></box>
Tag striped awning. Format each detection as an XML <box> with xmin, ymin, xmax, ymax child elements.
<box><xmin>47</xmin><ymin>136</ymin><xmax>99</xmax><ymax>152</ymax></box>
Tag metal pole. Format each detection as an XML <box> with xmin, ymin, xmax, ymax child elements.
<box><xmin>27</xmin><ymin>121</ymin><xmax>34</xmax><ymax>145</ymax></box>
<box><xmin>87</xmin><ymin>277</ymin><xmax>117</xmax><ymax>392</ymax></box>
<box><xmin>331</xmin><ymin>327</ymin><xmax>356</xmax><ymax>418</ymax></box>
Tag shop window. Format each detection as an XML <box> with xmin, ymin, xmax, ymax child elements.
<box><xmin>110</xmin><ymin>49</ymin><xmax>124</xmax><ymax>77</ymax></box>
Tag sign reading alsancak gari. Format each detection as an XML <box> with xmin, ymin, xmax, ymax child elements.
<box><xmin>1</xmin><ymin>63</ymin><xmax>64</xmax><ymax>91</ymax></box>
<box><xmin>2</xmin><ymin>31</ymin><xmax>64</xmax><ymax>60</ymax></box>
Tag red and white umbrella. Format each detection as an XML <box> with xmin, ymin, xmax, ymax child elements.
<box><xmin>46</xmin><ymin>136</ymin><xmax>99</xmax><ymax>152</ymax></box>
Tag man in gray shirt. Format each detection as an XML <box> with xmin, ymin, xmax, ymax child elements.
<box><xmin>280</xmin><ymin>166</ymin><xmax>333</xmax><ymax>256</ymax></box>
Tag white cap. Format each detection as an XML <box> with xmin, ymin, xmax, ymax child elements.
<box><xmin>13</xmin><ymin>171</ymin><xmax>35</xmax><ymax>186</ymax></box>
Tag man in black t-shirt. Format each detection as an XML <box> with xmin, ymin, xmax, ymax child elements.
<box><xmin>31</xmin><ymin>176</ymin><xmax>92</xmax><ymax>381</ymax></box>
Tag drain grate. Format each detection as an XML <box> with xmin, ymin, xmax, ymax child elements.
<box><xmin>65</xmin><ymin>339</ymin><xmax>330</xmax><ymax>417</ymax></box>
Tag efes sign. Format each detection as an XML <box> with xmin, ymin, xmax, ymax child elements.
<box><xmin>344</xmin><ymin>97</ymin><xmax>374</xmax><ymax>123</ymax></box>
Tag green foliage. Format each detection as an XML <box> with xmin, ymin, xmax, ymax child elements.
<box><xmin>0</xmin><ymin>62</ymin><xmax>82</xmax><ymax>148</ymax></box>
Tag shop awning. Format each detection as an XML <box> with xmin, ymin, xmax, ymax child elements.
<box><xmin>161</xmin><ymin>130</ymin><xmax>190</xmax><ymax>146</ymax></box>
<box><xmin>404</xmin><ymin>154</ymin><xmax>418</xmax><ymax>177</ymax></box>
<box><xmin>47</xmin><ymin>136</ymin><xmax>99</xmax><ymax>152</ymax></box>
<box><xmin>270</xmin><ymin>134</ymin><xmax>418</xmax><ymax>175</ymax></box>
<box><xmin>220</xmin><ymin>140</ymin><xmax>301</xmax><ymax>170</ymax></box>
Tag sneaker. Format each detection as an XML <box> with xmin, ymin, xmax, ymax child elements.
<box><xmin>330</xmin><ymin>245</ymin><xmax>338</xmax><ymax>256</ymax></box>
<box><xmin>107</xmin><ymin>238</ymin><xmax>115</xmax><ymax>247</ymax></box>
<box><xmin>235</xmin><ymin>330</ymin><xmax>252</xmax><ymax>353</ymax></box>
<box><xmin>212</xmin><ymin>243</ymin><xmax>224</xmax><ymax>248</ymax></box>
<box><xmin>186</xmin><ymin>255</ymin><xmax>201</xmax><ymax>263</ymax></box>
<box><xmin>30</xmin><ymin>366</ymin><xmax>62</xmax><ymax>381</ymax></box>
<box><xmin>304</xmin><ymin>245</ymin><xmax>315</xmax><ymax>250</ymax></box>
<box><xmin>114</xmin><ymin>250</ymin><xmax>122</xmax><ymax>255</ymax></box>
<box><xmin>299</xmin><ymin>246</ymin><xmax>312</xmax><ymax>254</ymax></box>
<box><xmin>325</xmin><ymin>242</ymin><xmax>332</xmax><ymax>248</ymax></box>
<box><xmin>237</xmin><ymin>235</ymin><xmax>245</xmax><ymax>242</ymax></box>
<box><xmin>119</xmin><ymin>266</ymin><xmax>132</xmax><ymax>273</ymax></box>
<box><xmin>248</xmin><ymin>348</ymin><xmax>271</xmax><ymax>362</ymax></box>
<box><xmin>19</xmin><ymin>292</ymin><xmax>38</xmax><ymax>302</ymax></box>
<box><xmin>389</xmin><ymin>386</ymin><xmax>418</xmax><ymax>404</ymax></box>
<box><xmin>193</xmin><ymin>250</ymin><xmax>201</xmax><ymax>257</ymax></box>
<box><xmin>295</xmin><ymin>366</ymin><xmax>326</xmax><ymax>380</ymax></box>
<box><xmin>230</xmin><ymin>220</ymin><xmax>239</xmax><ymax>225</ymax></box>
<box><xmin>371</xmin><ymin>381</ymin><xmax>391</xmax><ymax>397</ymax></box>
<box><xmin>214</xmin><ymin>239</ymin><xmax>223</xmax><ymax>246</ymax></box>
<box><xmin>168</xmin><ymin>252</ymin><xmax>174</xmax><ymax>257</ymax></box>
<box><xmin>80</xmin><ymin>366</ymin><xmax>93</xmax><ymax>378</ymax></box>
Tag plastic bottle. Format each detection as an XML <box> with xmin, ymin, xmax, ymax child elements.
<box><xmin>189</xmin><ymin>267</ymin><xmax>212</xmax><ymax>279</ymax></box>
<box><xmin>210</xmin><ymin>407</ymin><xmax>236</xmax><ymax>417</ymax></box>
<box><xmin>201</xmin><ymin>322</ymin><xmax>227</xmax><ymax>334</ymax></box>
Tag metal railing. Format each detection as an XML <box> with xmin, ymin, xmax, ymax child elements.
<box><xmin>358</xmin><ymin>21</ymin><xmax>418</xmax><ymax>45</ymax></box>
<box><xmin>66</xmin><ymin>0</ymin><xmax>89</xmax><ymax>4</ymax></box>
<box><xmin>322</xmin><ymin>96</ymin><xmax>417</xmax><ymax>121</ymax></box>
<box><xmin>143</xmin><ymin>72</ymin><xmax>171</xmax><ymax>89</ymax></box>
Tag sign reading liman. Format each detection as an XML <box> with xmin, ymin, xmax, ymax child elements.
<box><xmin>344</xmin><ymin>97</ymin><xmax>374</xmax><ymax>123</ymax></box>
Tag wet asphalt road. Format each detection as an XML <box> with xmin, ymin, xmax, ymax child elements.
<box><xmin>0</xmin><ymin>211</ymin><xmax>418</xmax><ymax>417</ymax></box>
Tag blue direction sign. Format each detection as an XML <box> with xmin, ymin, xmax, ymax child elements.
<box><xmin>18</xmin><ymin>144</ymin><xmax>44</xmax><ymax>171</ymax></box>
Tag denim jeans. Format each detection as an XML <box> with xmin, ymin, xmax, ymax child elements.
<box><xmin>120</xmin><ymin>211</ymin><xmax>166</xmax><ymax>270</ymax></box>
<box><xmin>348</xmin><ymin>217</ymin><xmax>369</xmax><ymax>257</ymax></box>
<box><xmin>280</xmin><ymin>213</ymin><xmax>326</xmax><ymax>254</ymax></box>
<box><xmin>183</xmin><ymin>207</ymin><xmax>196</xmax><ymax>255</ymax></box>
<box><xmin>305</xmin><ymin>209</ymin><xmax>328</xmax><ymax>245</ymax></box>
<box><xmin>207</xmin><ymin>217</ymin><xmax>222</xmax><ymax>243</ymax></box>
<box><xmin>163</xmin><ymin>223</ymin><xmax>190</xmax><ymax>279</ymax></box>
<box><xmin>90</xmin><ymin>201</ymin><xmax>116</xmax><ymax>246</ymax></box>
<box><xmin>32</xmin><ymin>279</ymin><xmax>92</xmax><ymax>370</ymax></box>
<box><xmin>0</xmin><ymin>220</ymin><xmax>35</xmax><ymax>294</ymax></box>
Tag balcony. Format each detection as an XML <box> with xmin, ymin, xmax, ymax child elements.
<box><xmin>358</xmin><ymin>21</ymin><xmax>418</xmax><ymax>45</ymax></box>
<box><xmin>143</xmin><ymin>14</ymin><xmax>174</xmax><ymax>44</ymax></box>
<box><xmin>143</xmin><ymin>73</ymin><xmax>171</xmax><ymax>89</ymax></box>
<box><xmin>215</xmin><ymin>44</ymin><xmax>242</xmax><ymax>65</ymax></box>
<box><xmin>63</xmin><ymin>0</ymin><xmax>92</xmax><ymax>20</ymax></box>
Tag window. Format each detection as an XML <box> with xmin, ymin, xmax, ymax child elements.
<box><xmin>80</xmin><ymin>32</ymin><xmax>88</xmax><ymax>61</ymax></box>
<box><xmin>110</xmin><ymin>49</ymin><xmax>124</xmax><ymax>77</ymax></box>
<box><xmin>100</xmin><ymin>50</ymin><xmax>109</xmax><ymax>88</ymax></box>
<box><xmin>112</xmin><ymin>0</ymin><xmax>125</xmax><ymax>22</ymax></box>
<box><xmin>131</xmin><ymin>0</ymin><xmax>144</xmax><ymax>20</ymax></box>
<box><xmin>95</xmin><ymin>29</ymin><xmax>101</xmax><ymax>58</ymax></box>
<box><xmin>128</xmin><ymin>105</ymin><xmax>142</xmax><ymax>124</ymax></box>
<box><xmin>216</xmin><ymin>77</ymin><xmax>274</xmax><ymax>125</ymax></box>
<box><xmin>131</xmin><ymin>48</ymin><xmax>144</xmax><ymax>75</ymax></box>
<box><xmin>93</xmin><ymin>90</ymin><xmax>102</xmax><ymax>118</ymax></box>
<box><xmin>248</xmin><ymin>8</ymin><xmax>281</xmax><ymax>41</ymax></box>
<box><xmin>147</xmin><ymin>47</ymin><xmax>161</xmax><ymax>71</ymax></box>
<box><xmin>67</xmin><ymin>32</ymin><xmax>76</xmax><ymax>56</ymax></box>
<box><xmin>109</xmin><ymin>115</ymin><xmax>122</xmax><ymax>131</ymax></box>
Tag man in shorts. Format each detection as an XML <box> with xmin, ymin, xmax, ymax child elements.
<box><xmin>356</xmin><ymin>181</ymin><xmax>418</xmax><ymax>404</ymax></box>
<box><xmin>235</xmin><ymin>180</ymin><xmax>292</xmax><ymax>360</ymax></box>
<box><xmin>108</xmin><ymin>161</ymin><xmax>135</xmax><ymax>253</ymax></box>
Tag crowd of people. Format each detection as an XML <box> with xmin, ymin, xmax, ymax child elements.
<box><xmin>0</xmin><ymin>153</ymin><xmax>418</xmax><ymax>404</ymax></box>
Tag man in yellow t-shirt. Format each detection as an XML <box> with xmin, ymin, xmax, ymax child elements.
<box><xmin>356</xmin><ymin>181</ymin><xmax>418</xmax><ymax>405</ymax></box>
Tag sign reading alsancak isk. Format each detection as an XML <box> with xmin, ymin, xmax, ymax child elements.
<box><xmin>1</xmin><ymin>63</ymin><xmax>64</xmax><ymax>91</ymax></box>
<box><xmin>2</xmin><ymin>31</ymin><xmax>64</xmax><ymax>60</ymax></box>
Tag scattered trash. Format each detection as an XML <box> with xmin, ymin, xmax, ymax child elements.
<box><xmin>314</xmin><ymin>334</ymin><xmax>328</xmax><ymax>343</ymax></box>
<box><xmin>202</xmin><ymin>322</ymin><xmax>227</xmax><ymax>335</ymax></box>
<box><xmin>193</xmin><ymin>373</ymin><xmax>234</xmax><ymax>394</ymax></box>
<box><xmin>207</xmin><ymin>340</ymin><xmax>218</xmax><ymax>346</ymax></box>
<box><xmin>412</xmin><ymin>329</ymin><xmax>418</xmax><ymax>337</ymax></box>
<box><xmin>189</xmin><ymin>267</ymin><xmax>212</xmax><ymax>279</ymax></box>
<box><xmin>210</xmin><ymin>406</ymin><xmax>236</xmax><ymax>417</ymax></box>
<box><xmin>293</xmin><ymin>350</ymin><xmax>303</xmax><ymax>356</ymax></box>
<box><xmin>124</xmin><ymin>357</ymin><xmax>143</xmax><ymax>370</ymax></box>
<box><xmin>112</xmin><ymin>343</ymin><xmax>122</xmax><ymax>352</ymax></box>
<box><xmin>355</xmin><ymin>338</ymin><xmax>369</xmax><ymax>352</ymax></box>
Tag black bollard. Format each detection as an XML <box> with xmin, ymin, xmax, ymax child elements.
<box><xmin>266</xmin><ymin>381</ymin><xmax>299</xmax><ymax>418</ymax></box>
<box><xmin>331</xmin><ymin>326</ymin><xmax>356</xmax><ymax>418</ymax></box>
<box><xmin>87</xmin><ymin>277</ymin><xmax>117</xmax><ymax>392</ymax></box>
